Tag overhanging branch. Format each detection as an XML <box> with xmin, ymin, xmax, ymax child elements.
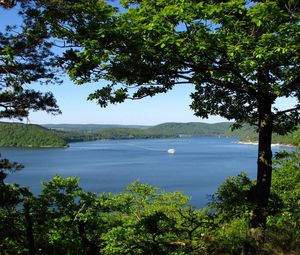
<box><xmin>275</xmin><ymin>106</ymin><xmax>300</xmax><ymax>116</ymax></box>
<box><xmin>282</xmin><ymin>76</ymin><xmax>300</xmax><ymax>91</ymax></box>
<box><xmin>178</xmin><ymin>58</ymin><xmax>257</xmax><ymax>97</ymax></box>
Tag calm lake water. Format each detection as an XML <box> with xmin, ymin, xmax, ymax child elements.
<box><xmin>2</xmin><ymin>137</ymin><xmax>290</xmax><ymax>207</ymax></box>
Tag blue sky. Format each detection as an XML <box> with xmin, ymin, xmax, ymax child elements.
<box><xmin>0</xmin><ymin>5</ymin><xmax>227</xmax><ymax>125</ymax></box>
<box><xmin>26</xmin><ymin>77</ymin><xmax>227</xmax><ymax>125</ymax></box>
<box><xmin>0</xmin><ymin>3</ymin><xmax>296</xmax><ymax>125</ymax></box>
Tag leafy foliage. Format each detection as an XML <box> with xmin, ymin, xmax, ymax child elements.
<box><xmin>1</xmin><ymin>175</ymin><xmax>213</xmax><ymax>255</ymax></box>
<box><xmin>0</xmin><ymin>155</ymin><xmax>33</xmax><ymax>254</ymax></box>
<box><xmin>267</xmin><ymin>150</ymin><xmax>300</xmax><ymax>252</ymax></box>
<box><xmin>31</xmin><ymin>0</ymin><xmax>299</xmax><ymax>228</ymax></box>
<box><xmin>0</xmin><ymin>1</ymin><xmax>299</xmax><ymax>253</ymax></box>
<box><xmin>45</xmin><ymin>0</ymin><xmax>300</xmax><ymax>133</ymax></box>
<box><xmin>210</xmin><ymin>172</ymin><xmax>255</xmax><ymax>221</ymax></box>
<box><xmin>0</xmin><ymin>150</ymin><xmax>300</xmax><ymax>254</ymax></box>
<box><xmin>0</xmin><ymin>2</ymin><xmax>62</xmax><ymax>120</ymax></box>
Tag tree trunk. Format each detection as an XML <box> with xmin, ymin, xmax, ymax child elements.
<box><xmin>251</xmin><ymin>100</ymin><xmax>273</xmax><ymax>229</ymax></box>
<box><xmin>78</xmin><ymin>221</ymin><xmax>99</xmax><ymax>255</ymax></box>
<box><xmin>24</xmin><ymin>199</ymin><xmax>35</xmax><ymax>255</ymax></box>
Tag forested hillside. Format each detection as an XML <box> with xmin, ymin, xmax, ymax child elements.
<box><xmin>1</xmin><ymin>122</ymin><xmax>233</xmax><ymax>147</ymax></box>
<box><xmin>55</xmin><ymin>127</ymin><xmax>163</xmax><ymax>142</ymax></box>
<box><xmin>53</xmin><ymin>122</ymin><xmax>233</xmax><ymax>142</ymax></box>
<box><xmin>146</xmin><ymin>122</ymin><xmax>232</xmax><ymax>136</ymax></box>
<box><xmin>0</xmin><ymin>123</ymin><xmax>67</xmax><ymax>147</ymax></box>
<box><xmin>1</xmin><ymin>122</ymin><xmax>299</xmax><ymax>147</ymax></box>
<box><xmin>44</xmin><ymin>122</ymin><xmax>231</xmax><ymax>134</ymax></box>
<box><xmin>226</xmin><ymin>125</ymin><xmax>300</xmax><ymax>147</ymax></box>
<box><xmin>43</xmin><ymin>124</ymin><xmax>149</xmax><ymax>132</ymax></box>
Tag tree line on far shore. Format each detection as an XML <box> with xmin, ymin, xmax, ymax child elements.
<box><xmin>1</xmin><ymin>122</ymin><xmax>299</xmax><ymax>148</ymax></box>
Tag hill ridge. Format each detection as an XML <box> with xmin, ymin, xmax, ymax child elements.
<box><xmin>1</xmin><ymin>122</ymin><xmax>299</xmax><ymax>147</ymax></box>
<box><xmin>0</xmin><ymin>122</ymin><xmax>67</xmax><ymax>148</ymax></box>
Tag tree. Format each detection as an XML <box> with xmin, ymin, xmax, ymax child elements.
<box><xmin>0</xmin><ymin>156</ymin><xmax>35</xmax><ymax>254</ymax></box>
<box><xmin>44</xmin><ymin>0</ymin><xmax>299</xmax><ymax>229</ymax></box>
<box><xmin>0</xmin><ymin>3</ymin><xmax>62</xmax><ymax>253</ymax></box>
<box><xmin>0</xmin><ymin>1</ymin><xmax>61</xmax><ymax>120</ymax></box>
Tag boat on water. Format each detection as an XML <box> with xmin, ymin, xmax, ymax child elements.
<box><xmin>167</xmin><ymin>148</ymin><xmax>176</xmax><ymax>154</ymax></box>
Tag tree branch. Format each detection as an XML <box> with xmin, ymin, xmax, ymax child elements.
<box><xmin>275</xmin><ymin>106</ymin><xmax>300</xmax><ymax>116</ymax></box>
<box><xmin>179</xmin><ymin>57</ymin><xmax>257</xmax><ymax>97</ymax></box>
<box><xmin>282</xmin><ymin>76</ymin><xmax>300</xmax><ymax>91</ymax></box>
<box><xmin>175</xmin><ymin>74</ymin><xmax>193</xmax><ymax>82</ymax></box>
<box><xmin>52</xmin><ymin>42</ymin><xmax>80</xmax><ymax>48</ymax></box>
<box><xmin>201</xmin><ymin>77</ymin><xmax>254</xmax><ymax>95</ymax></box>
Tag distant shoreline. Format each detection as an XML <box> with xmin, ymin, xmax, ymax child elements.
<box><xmin>237</xmin><ymin>141</ymin><xmax>296</xmax><ymax>148</ymax></box>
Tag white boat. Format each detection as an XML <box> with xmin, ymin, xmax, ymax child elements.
<box><xmin>167</xmin><ymin>148</ymin><xmax>176</xmax><ymax>154</ymax></box>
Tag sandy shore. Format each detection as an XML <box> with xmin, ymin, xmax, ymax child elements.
<box><xmin>237</xmin><ymin>141</ymin><xmax>258</xmax><ymax>145</ymax></box>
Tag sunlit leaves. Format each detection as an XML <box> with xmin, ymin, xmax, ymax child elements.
<box><xmin>28</xmin><ymin>176</ymin><xmax>210</xmax><ymax>254</ymax></box>
<box><xmin>55</xmin><ymin>0</ymin><xmax>299</xmax><ymax>135</ymax></box>
<box><xmin>1</xmin><ymin>151</ymin><xmax>300</xmax><ymax>254</ymax></box>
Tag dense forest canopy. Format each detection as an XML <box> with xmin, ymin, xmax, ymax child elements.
<box><xmin>0</xmin><ymin>122</ymin><xmax>66</xmax><ymax>147</ymax></box>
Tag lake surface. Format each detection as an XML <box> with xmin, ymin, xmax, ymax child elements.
<box><xmin>2</xmin><ymin>137</ymin><xmax>290</xmax><ymax>208</ymax></box>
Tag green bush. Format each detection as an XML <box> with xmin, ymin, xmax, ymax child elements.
<box><xmin>1</xmin><ymin>150</ymin><xmax>300</xmax><ymax>254</ymax></box>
